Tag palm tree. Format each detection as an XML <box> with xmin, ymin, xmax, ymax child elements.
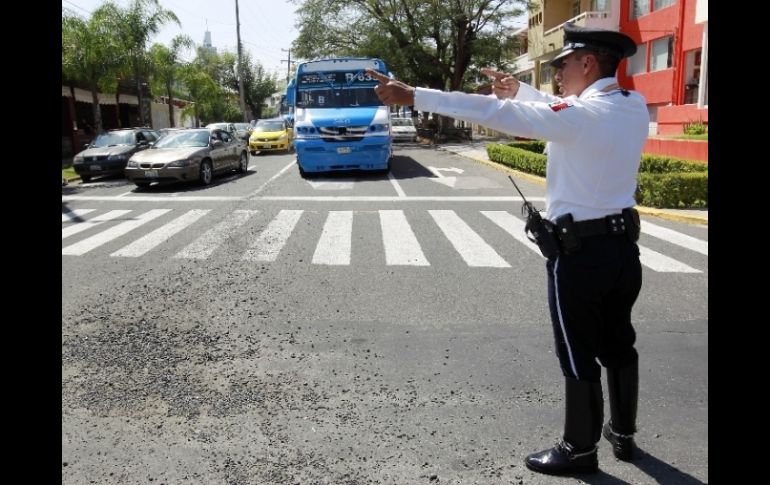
<box><xmin>62</xmin><ymin>8</ymin><xmax>124</xmax><ymax>133</ymax></box>
<box><xmin>149</xmin><ymin>35</ymin><xmax>193</xmax><ymax>127</ymax></box>
<box><xmin>100</xmin><ymin>0</ymin><xmax>180</xmax><ymax>127</ymax></box>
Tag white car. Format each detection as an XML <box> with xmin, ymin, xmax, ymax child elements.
<box><xmin>391</xmin><ymin>117</ymin><xmax>418</xmax><ymax>142</ymax></box>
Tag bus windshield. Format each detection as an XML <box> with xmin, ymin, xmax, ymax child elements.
<box><xmin>296</xmin><ymin>87</ymin><xmax>382</xmax><ymax>109</ymax></box>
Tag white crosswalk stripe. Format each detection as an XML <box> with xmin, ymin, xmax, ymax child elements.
<box><xmin>481</xmin><ymin>210</ymin><xmax>543</xmax><ymax>257</ymax></box>
<box><xmin>429</xmin><ymin>210</ymin><xmax>510</xmax><ymax>268</ymax></box>
<box><xmin>313</xmin><ymin>211</ymin><xmax>353</xmax><ymax>265</ymax></box>
<box><xmin>62</xmin><ymin>208</ymin><xmax>96</xmax><ymax>222</ymax></box>
<box><xmin>62</xmin><ymin>208</ymin><xmax>707</xmax><ymax>273</ymax></box>
<box><xmin>62</xmin><ymin>209</ymin><xmax>171</xmax><ymax>255</ymax></box>
<box><xmin>62</xmin><ymin>210</ymin><xmax>131</xmax><ymax>239</ymax></box>
<box><xmin>379</xmin><ymin>210</ymin><xmax>430</xmax><ymax>266</ymax></box>
<box><xmin>110</xmin><ymin>209</ymin><xmax>210</xmax><ymax>257</ymax></box>
<box><xmin>242</xmin><ymin>209</ymin><xmax>304</xmax><ymax>262</ymax></box>
<box><xmin>638</xmin><ymin>245</ymin><xmax>702</xmax><ymax>273</ymax></box>
<box><xmin>641</xmin><ymin>220</ymin><xmax>708</xmax><ymax>255</ymax></box>
<box><xmin>174</xmin><ymin>210</ymin><xmax>258</xmax><ymax>260</ymax></box>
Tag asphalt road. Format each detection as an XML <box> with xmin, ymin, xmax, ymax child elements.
<box><xmin>62</xmin><ymin>145</ymin><xmax>708</xmax><ymax>484</ymax></box>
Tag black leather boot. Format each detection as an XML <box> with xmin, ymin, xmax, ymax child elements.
<box><xmin>603</xmin><ymin>358</ymin><xmax>639</xmax><ymax>461</ymax></box>
<box><xmin>525</xmin><ymin>377</ymin><xmax>603</xmax><ymax>475</ymax></box>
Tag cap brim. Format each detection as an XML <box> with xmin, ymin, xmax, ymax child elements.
<box><xmin>550</xmin><ymin>48</ymin><xmax>575</xmax><ymax>68</ymax></box>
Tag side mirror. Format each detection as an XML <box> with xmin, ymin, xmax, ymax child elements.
<box><xmin>83</xmin><ymin>144</ymin><xmax>90</xmax><ymax>149</ymax></box>
<box><xmin>138</xmin><ymin>140</ymin><xmax>149</xmax><ymax>146</ymax></box>
<box><xmin>211</xmin><ymin>139</ymin><xmax>223</xmax><ymax>147</ymax></box>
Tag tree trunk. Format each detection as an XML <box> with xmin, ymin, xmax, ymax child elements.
<box><xmin>135</xmin><ymin>62</ymin><xmax>145</xmax><ymax>126</ymax></box>
<box><xmin>166</xmin><ymin>81</ymin><xmax>174</xmax><ymax>127</ymax></box>
<box><xmin>91</xmin><ymin>81</ymin><xmax>102</xmax><ymax>133</ymax></box>
<box><xmin>115</xmin><ymin>91</ymin><xmax>121</xmax><ymax>128</ymax></box>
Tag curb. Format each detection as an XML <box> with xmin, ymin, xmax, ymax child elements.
<box><xmin>454</xmin><ymin>150</ymin><xmax>709</xmax><ymax>226</ymax></box>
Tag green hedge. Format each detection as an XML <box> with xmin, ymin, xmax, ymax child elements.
<box><xmin>636</xmin><ymin>172</ymin><xmax>708</xmax><ymax>208</ymax></box>
<box><xmin>487</xmin><ymin>144</ymin><xmax>547</xmax><ymax>176</ymax></box>
<box><xmin>486</xmin><ymin>143</ymin><xmax>708</xmax><ymax>208</ymax></box>
<box><xmin>506</xmin><ymin>140</ymin><xmax>546</xmax><ymax>154</ymax></box>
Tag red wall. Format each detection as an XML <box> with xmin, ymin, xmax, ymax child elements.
<box><xmin>618</xmin><ymin>0</ymin><xmax>704</xmax><ymax>107</ymax></box>
<box><xmin>644</xmin><ymin>138</ymin><xmax>708</xmax><ymax>162</ymax></box>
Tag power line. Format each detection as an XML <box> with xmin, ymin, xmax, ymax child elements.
<box><xmin>62</xmin><ymin>0</ymin><xmax>91</xmax><ymax>16</ymax></box>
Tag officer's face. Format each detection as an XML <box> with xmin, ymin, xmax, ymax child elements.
<box><xmin>554</xmin><ymin>52</ymin><xmax>588</xmax><ymax>97</ymax></box>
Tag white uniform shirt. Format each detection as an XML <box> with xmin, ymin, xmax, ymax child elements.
<box><xmin>414</xmin><ymin>77</ymin><xmax>649</xmax><ymax>222</ymax></box>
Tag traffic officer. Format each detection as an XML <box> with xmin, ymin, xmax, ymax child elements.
<box><xmin>367</xmin><ymin>22</ymin><xmax>648</xmax><ymax>476</ymax></box>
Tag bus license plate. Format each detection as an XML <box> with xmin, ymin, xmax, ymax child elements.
<box><xmin>144</xmin><ymin>170</ymin><xmax>159</xmax><ymax>178</ymax></box>
<box><xmin>337</xmin><ymin>147</ymin><xmax>351</xmax><ymax>154</ymax></box>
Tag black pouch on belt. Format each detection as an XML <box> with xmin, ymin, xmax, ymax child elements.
<box><xmin>622</xmin><ymin>208</ymin><xmax>641</xmax><ymax>242</ymax></box>
<box><xmin>525</xmin><ymin>210</ymin><xmax>560</xmax><ymax>259</ymax></box>
<box><xmin>554</xmin><ymin>213</ymin><xmax>582</xmax><ymax>255</ymax></box>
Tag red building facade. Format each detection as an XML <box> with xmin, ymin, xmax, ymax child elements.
<box><xmin>618</xmin><ymin>0</ymin><xmax>708</xmax><ymax>135</ymax></box>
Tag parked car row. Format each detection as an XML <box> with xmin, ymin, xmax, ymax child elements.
<box><xmin>70</xmin><ymin>116</ymin><xmax>416</xmax><ymax>188</ymax></box>
<box><xmin>72</xmin><ymin>127</ymin><xmax>249</xmax><ymax>189</ymax></box>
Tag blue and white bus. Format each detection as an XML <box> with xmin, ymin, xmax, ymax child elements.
<box><xmin>291</xmin><ymin>57</ymin><xmax>392</xmax><ymax>176</ymax></box>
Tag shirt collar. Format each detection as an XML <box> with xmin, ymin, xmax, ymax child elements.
<box><xmin>579</xmin><ymin>77</ymin><xmax>619</xmax><ymax>100</ymax></box>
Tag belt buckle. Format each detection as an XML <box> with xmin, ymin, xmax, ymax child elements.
<box><xmin>605</xmin><ymin>214</ymin><xmax>626</xmax><ymax>235</ymax></box>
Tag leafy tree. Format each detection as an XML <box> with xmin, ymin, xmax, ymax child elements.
<box><xmin>62</xmin><ymin>8</ymin><xmax>124</xmax><ymax>133</ymax></box>
<box><xmin>218</xmin><ymin>50</ymin><xmax>278</xmax><ymax>120</ymax></box>
<box><xmin>99</xmin><ymin>0</ymin><xmax>180</xmax><ymax>126</ymax></box>
<box><xmin>149</xmin><ymin>35</ymin><xmax>194</xmax><ymax>127</ymax></box>
<box><xmin>292</xmin><ymin>0</ymin><xmax>525</xmax><ymax>91</ymax></box>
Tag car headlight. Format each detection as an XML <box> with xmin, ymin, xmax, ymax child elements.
<box><xmin>167</xmin><ymin>159</ymin><xmax>194</xmax><ymax>167</ymax></box>
<box><xmin>126</xmin><ymin>160</ymin><xmax>138</xmax><ymax>168</ymax></box>
<box><xmin>73</xmin><ymin>156</ymin><xmax>84</xmax><ymax>164</ymax></box>
<box><xmin>107</xmin><ymin>154</ymin><xmax>126</xmax><ymax>161</ymax></box>
<box><xmin>278</xmin><ymin>134</ymin><xmax>288</xmax><ymax>140</ymax></box>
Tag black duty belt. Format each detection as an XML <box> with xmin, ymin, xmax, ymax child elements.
<box><xmin>574</xmin><ymin>214</ymin><xmax>628</xmax><ymax>238</ymax></box>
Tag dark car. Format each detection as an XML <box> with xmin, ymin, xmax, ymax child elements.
<box><xmin>72</xmin><ymin>128</ymin><xmax>160</xmax><ymax>183</ymax></box>
<box><xmin>124</xmin><ymin>128</ymin><xmax>249</xmax><ymax>188</ymax></box>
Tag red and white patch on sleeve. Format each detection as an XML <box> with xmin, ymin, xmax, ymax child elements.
<box><xmin>549</xmin><ymin>101</ymin><xmax>573</xmax><ymax>112</ymax></box>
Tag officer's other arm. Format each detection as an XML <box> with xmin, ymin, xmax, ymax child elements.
<box><xmin>367</xmin><ymin>69</ymin><xmax>585</xmax><ymax>143</ymax></box>
<box><xmin>480</xmin><ymin>68</ymin><xmax>561</xmax><ymax>103</ymax></box>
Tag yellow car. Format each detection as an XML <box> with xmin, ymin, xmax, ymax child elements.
<box><xmin>249</xmin><ymin>118</ymin><xmax>293</xmax><ymax>155</ymax></box>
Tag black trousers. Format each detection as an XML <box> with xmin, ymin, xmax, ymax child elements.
<box><xmin>546</xmin><ymin>235</ymin><xmax>642</xmax><ymax>382</ymax></box>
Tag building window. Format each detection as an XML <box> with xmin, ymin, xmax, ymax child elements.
<box><xmin>651</xmin><ymin>36</ymin><xmax>673</xmax><ymax>71</ymax></box>
<box><xmin>626</xmin><ymin>43</ymin><xmax>647</xmax><ymax>75</ymax></box>
<box><xmin>518</xmin><ymin>71</ymin><xmax>533</xmax><ymax>85</ymax></box>
<box><xmin>630</xmin><ymin>0</ymin><xmax>649</xmax><ymax>19</ymax></box>
<box><xmin>591</xmin><ymin>0</ymin><xmax>609</xmax><ymax>11</ymax></box>
<box><xmin>539</xmin><ymin>62</ymin><xmax>552</xmax><ymax>85</ymax></box>
<box><xmin>653</xmin><ymin>0</ymin><xmax>675</xmax><ymax>9</ymax></box>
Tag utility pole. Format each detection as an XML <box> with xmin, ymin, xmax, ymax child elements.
<box><xmin>235</xmin><ymin>0</ymin><xmax>248</xmax><ymax>121</ymax></box>
<box><xmin>281</xmin><ymin>48</ymin><xmax>292</xmax><ymax>82</ymax></box>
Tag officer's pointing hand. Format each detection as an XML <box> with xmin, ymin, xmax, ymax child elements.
<box><xmin>366</xmin><ymin>69</ymin><xmax>416</xmax><ymax>106</ymax></box>
<box><xmin>481</xmin><ymin>68</ymin><xmax>520</xmax><ymax>100</ymax></box>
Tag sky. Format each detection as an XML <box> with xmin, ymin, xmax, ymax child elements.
<box><xmin>62</xmin><ymin>0</ymin><xmax>528</xmax><ymax>81</ymax></box>
<box><xmin>62</xmin><ymin>0</ymin><xmax>300</xmax><ymax>80</ymax></box>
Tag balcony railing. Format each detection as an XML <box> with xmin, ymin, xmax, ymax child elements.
<box><xmin>539</xmin><ymin>11</ymin><xmax>614</xmax><ymax>58</ymax></box>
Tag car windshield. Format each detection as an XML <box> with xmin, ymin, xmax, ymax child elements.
<box><xmin>392</xmin><ymin>118</ymin><xmax>414</xmax><ymax>127</ymax></box>
<box><xmin>153</xmin><ymin>130</ymin><xmax>210</xmax><ymax>148</ymax></box>
<box><xmin>254</xmin><ymin>121</ymin><xmax>285</xmax><ymax>132</ymax></box>
<box><xmin>296</xmin><ymin>87</ymin><xmax>382</xmax><ymax>109</ymax></box>
<box><xmin>90</xmin><ymin>131</ymin><xmax>135</xmax><ymax>147</ymax></box>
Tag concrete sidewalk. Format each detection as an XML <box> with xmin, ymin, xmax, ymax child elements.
<box><xmin>439</xmin><ymin>139</ymin><xmax>708</xmax><ymax>226</ymax></box>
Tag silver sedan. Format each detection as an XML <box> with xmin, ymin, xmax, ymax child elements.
<box><xmin>125</xmin><ymin>128</ymin><xmax>249</xmax><ymax>188</ymax></box>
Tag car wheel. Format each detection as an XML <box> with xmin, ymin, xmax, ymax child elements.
<box><xmin>80</xmin><ymin>175</ymin><xmax>91</xmax><ymax>183</ymax></box>
<box><xmin>237</xmin><ymin>152</ymin><xmax>248</xmax><ymax>173</ymax></box>
<box><xmin>199</xmin><ymin>160</ymin><xmax>213</xmax><ymax>185</ymax></box>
